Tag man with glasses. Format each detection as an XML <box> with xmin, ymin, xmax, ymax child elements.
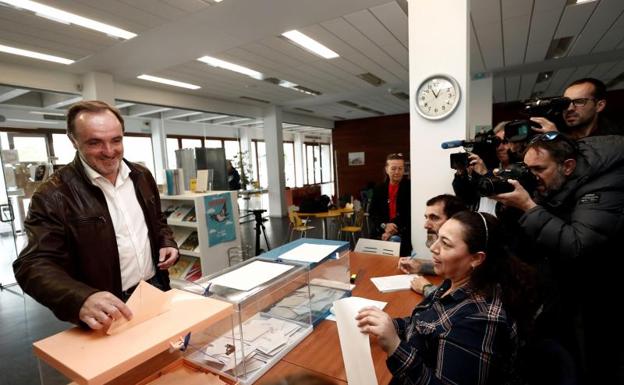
<box><xmin>531</xmin><ymin>78</ymin><xmax>620</xmax><ymax>139</ymax></box>
<box><xmin>494</xmin><ymin>132</ymin><xmax>624</xmax><ymax>383</ymax></box>
<box><xmin>369</xmin><ymin>153</ymin><xmax>412</xmax><ymax>256</ymax></box>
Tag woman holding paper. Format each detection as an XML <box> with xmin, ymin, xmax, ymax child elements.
<box><xmin>356</xmin><ymin>211</ymin><xmax>537</xmax><ymax>385</ymax></box>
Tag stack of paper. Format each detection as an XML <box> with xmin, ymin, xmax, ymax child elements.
<box><xmin>370</xmin><ymin>274</ymin><xmax>416</xmax><ymax>293</ymax></box>
<box><xmin>277</xmin><ymin>243</ymin><xmax>340</xmax><ymax>263</ymax></box>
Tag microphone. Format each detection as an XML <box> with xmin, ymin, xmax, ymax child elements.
<box><xmin>441</xmin><ymin>140</ymin><xmax>467</xmax><ymax>149</ymax></box>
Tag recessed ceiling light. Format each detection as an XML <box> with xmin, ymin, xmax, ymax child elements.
<box><xmin>137</xmin><ymin>74</ymin><xmax>201</xmax><ymax>90</ymax></box>
<box><xmin>571</xmin><ymin>0</ymin><xmax>596</xmax><ymax>4</ymax></box>
<box><xmin>197</xmin><ymin>56</ymin><xmax>263</xmax><ymax>80</ymax></box>
<box><xmin>0</xmin><ymin>0</ymin><xmax>137</xmax><ymax>39</ymax></box>
<box><xmin>0</xmin><ymin>43</ymin><xmax>73</xmax><ymax>64</ymax></box>
<box><xmin>281</xmin><ymin>30</ymin><xmax>339</xmax><ymax>59</ymax></box>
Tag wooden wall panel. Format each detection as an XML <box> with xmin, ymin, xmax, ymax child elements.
<box><xmin>333</xmin><ymin>114</ymin><xmax>410</xmax><ymax>198</ymax></box>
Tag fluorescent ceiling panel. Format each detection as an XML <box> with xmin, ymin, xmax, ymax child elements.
<box><xmin>281</xmin><ymin>30</ymin><xmax>339</xmax><ymax>59</ymax></box>
<box><xmin>0</xmin><ymin>0</ymin><xmax>137</xmax><ymax>39</ymax></box>
<box><xmin>197</xmin><ymin>56</ymin><xmax>263</xmax><ymax>80</ymax></box>
<box><xmin>0</xmin><ymin>43</ymin><xmax>73</xmax><ymax>64</ymax></box>
<box><xmin>137</xmin><ymin>74</ymin><xmax>201</xmax><ymax>90</ymax></box>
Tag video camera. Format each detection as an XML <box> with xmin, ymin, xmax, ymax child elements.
<box><xmin>504</xmin><ymin>96</ymin><xmax>571</xmax><ymax>142</ymax></box>
<box><xmin>476</xmin><ymin>162</ymin><xmax>537</xmax><ymax>197</ymax></box>
<box><xmin>443</xmin><ymin>130</ymin><xmax>502</xmax><ymax>171</ymax></box>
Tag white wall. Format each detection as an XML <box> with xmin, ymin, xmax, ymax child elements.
<box><xmin>409</xmin><ymin>0</ymin><xmax>470</xmax><ymax>257</ymax></box>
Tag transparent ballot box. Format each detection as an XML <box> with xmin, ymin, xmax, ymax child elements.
<box><xmin>179</xmin><ymin>257</ymin><xmax>313</xmax><ymax>384</ymax></box>
<box><xmin>261</xmin><ymin>239</ymin><xmax>352</xmax><ymax>325</ymax></box>
<box><xmin>34</xmin><ymin>287</ymin><xmax>236</xmax><ymax>385</ymax></box>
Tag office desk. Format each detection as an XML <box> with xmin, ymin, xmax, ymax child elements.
<box><xmin>257</xmin><ymin>252</ymin><xmax>442</xmax><ymax>385</ymax></box>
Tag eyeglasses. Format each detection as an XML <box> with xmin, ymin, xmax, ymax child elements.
<box><xmin>387</xmin><ymin>153</ymin><xmax>404</xmax><ymax>160</ymax></box>
<box><xmin>569</xmin><ymin>98</ymin><xmax>595</xmax><ymax>107</ymax></box>
<box><xmin>529</xmin><ymin>131</ymin><xmax>561</xmax><ymax>145</ymax></box>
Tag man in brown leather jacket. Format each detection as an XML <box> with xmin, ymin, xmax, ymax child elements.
<box><xmin>13</xmin><ymin>100</ymin><xmax>178</xmax><ymax>330</ymax></box>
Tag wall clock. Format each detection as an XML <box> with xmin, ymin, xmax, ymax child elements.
<box><xmin>415</xmin><ymin>74</ymin><xmax>461</xmax><ymax>120</ymax></box>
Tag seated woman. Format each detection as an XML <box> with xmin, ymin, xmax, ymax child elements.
<box><xmin>356</xmin><ymin>211</ymin><xmax>536</xmax><ymax>385</ymax></box>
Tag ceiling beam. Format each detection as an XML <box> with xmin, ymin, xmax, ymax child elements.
<box><xmin>212</xmin><ymin>117</ymin><xmax>253</xmax><ymax>125</ymax></box>
<box><xmin>189</xmin><ymin>114</ymin><xmax>229</xmax><ymax>122</ymax></box>
<box><xmin>42</xmin><ymin>94</ymin><xmax>82</xmax><ymax>109</ymax></box>
<box><xmin>115</xmin><ymin>102</ymin><xmax>135</xmax><ymax>109</ymax></box>
<box><xmin>0</xmin><ymin>88</ymin><xmax>30</xmax><ymax>103</ymax></box>
<box><xmin>127</xmin><ymin>105</ymin><xmax>171</xmax><ymax>117</ymax></box>
<box><xmin>162</xmin><ymin>110</ymin><xmax>203</xmax><ymax>120</ymax></box>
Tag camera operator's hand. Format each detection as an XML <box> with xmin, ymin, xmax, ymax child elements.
<box><xmin>530</xmin><ymin>117</ymin><xmax>558</xmax><ymax>133</ymax></box>
<box><xmin>384</xmin><ymin>222</ymin><xmax>398</xmax><ymax>234</ymax></box>
<box><xmin>468</xmin><ymin>153</ymin><xmax>488</xmax><ymax>175</ymax></box>
<box><xmin>493</xmin><ymin>179</ymin><xmax>537</xmax><ymax>212</ymax></box>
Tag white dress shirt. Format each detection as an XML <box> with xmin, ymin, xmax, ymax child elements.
<box><xmin>81</xmin><ymin>157</ymin><xmax>155</xmax><ymax>290</ymax></box>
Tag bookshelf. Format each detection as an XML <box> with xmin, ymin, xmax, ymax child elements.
<box><xmin>160</xmin><ymin>191</ymin><xmax>241</xmax><ymax>285</ymax></box>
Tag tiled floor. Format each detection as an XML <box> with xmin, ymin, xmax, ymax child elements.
<box><xmin>0</xmin><ymin>214</ymin><xmax>361</xmax><ymax>385</ymax></box>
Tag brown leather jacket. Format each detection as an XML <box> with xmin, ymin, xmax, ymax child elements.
<box><xmin>13</xmin><ymin>155</ymin><xmax>176</xmax><ymax>324</ymax></box>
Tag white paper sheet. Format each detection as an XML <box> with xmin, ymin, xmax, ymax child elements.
<box><xmin>277</xmin><ymin>243</ymin><xmax>339</xmax><ymax>263</ymax></box>
<box><xmin>209</xmin><ymin>261</ymin><xmax>294</xmax><ymax>291</ymax></box>
<box><xmin>326</xmin><ymin>297</ymin><xmax>387</xmax><ymax>321</ymax></box>
<box><xmin>370</xmin><ymin>274</ymin><xmax>416</xmax><ymax>293</ymax></box>
<box><xmin>333</xmin><ymin>297</ymin><xmax>379</xmax><ymax>385</ymax></box>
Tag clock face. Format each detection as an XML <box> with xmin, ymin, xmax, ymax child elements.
<box><xmin>415</xmin><ymin>75</ymin><xmax>460</xmax><ymax>120</ymax></box>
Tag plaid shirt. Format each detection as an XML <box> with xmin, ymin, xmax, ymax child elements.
<box><xmin>387</xmin><ymin>280</ymin><xmax>518</xmax><ymax>385</ymax></box>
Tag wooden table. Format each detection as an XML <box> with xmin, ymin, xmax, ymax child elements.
<box><xmin>297</xmin><ymin>208</ymin><xmax>354</xmax><ymax>239</ymax></box>
<box><xmin>257</xmin><ymin>252</ymin><xmax>442</xmax><ymax>384</ymax></box>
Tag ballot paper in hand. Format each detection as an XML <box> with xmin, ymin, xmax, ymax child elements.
<box><xmin>333</xmin><ymin>296</ymin><xmax>379</xmax><ymax>385</ymax></box>
<box><xmin>107</xmin><ymin>280</ymin><xmax>171</xmax><ymax>335</ymax></box>
<box><xmin>370</xmin><ymin>274</ymin><xmax>416</xmax><ymax>293</ymax></box>
<box><xmin>326</xmin><ymin>297</ymin><xmax>387</xmax><ymax>321</ymax></box>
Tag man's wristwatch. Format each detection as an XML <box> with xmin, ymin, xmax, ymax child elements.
<box><xmin>381</xmin><ymin>223</ymin><xmax>386</xmax><ymax>229</ymax></box>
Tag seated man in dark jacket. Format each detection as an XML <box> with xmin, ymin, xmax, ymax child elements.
<box><xmin>13</xmin><ymin>101</ymin><xmax>178</xmax><ymax>330</ymax></box>
<box><xmin>369</xmin><ymin>153</ymin><xmax>411</xmax><ymax>256</ymax></box>
<box><xmin>494</xmin><ymin>132</ymin><xmax>624</xmax><ymax>384</ymax></box>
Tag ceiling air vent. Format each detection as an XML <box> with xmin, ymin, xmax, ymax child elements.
<box><xmin>338</xmin><ymin>100</ymin><xmax>358</xmax><ymax>107</ymax></box>
<box><xmin>43</xmin><ymin>114</ymin><xmax>66</xmax><ymax>121</ymax></box>
<box><xmin>294</xmin><ymin>107</ymin><xmax>314</xmax><ymax>113</ymax></box>
<box><xmin>546</xmin><ymin>37</ymin><xmax>573</xmax><ymax>60</ymax></box>
<box><xmin>357</xmin><ymin>72</ymin><xmax>386</xmax><ymax>87</ymax></box>
<box><xmin>240</xmin><ymin>96</ymin><xmax>270</xmax><ymax>104</ymax></box>
<box><xmin>391</xmin><ymin>91</ymin><xmax>409</xmax><ymax>101</ymax></box>
<box><xmin>359</xmin><ymin>106</ymin><xmax>385</xmax><ymax>115</ymax></box>
<box><xmin>294</xmin><ymin>85</ymin><xmax>322</xmax><ymax>96</ymax></box>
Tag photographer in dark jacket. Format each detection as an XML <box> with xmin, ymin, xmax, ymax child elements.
<box><xmin>369</xmin><ymin>153</ymin><xmax>411</xmax><ymax>256</ymax></box>
<box><xmin>494</xmin><ymin>133</ymin><xmax>624</xmax><ymax>384</ymax></box>
<box><xmin>13</xmin><ymin>101</ymin><xmax>178</xmax><ymax>330</ymax></box>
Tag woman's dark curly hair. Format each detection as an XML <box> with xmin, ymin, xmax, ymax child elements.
<box><xmin>450</xmin><ymin>211</ymin><xmax>539</xmax><ymax>336</ymax></box>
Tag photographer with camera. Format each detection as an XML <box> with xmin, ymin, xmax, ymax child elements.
<box><xmin>530</xmin><ymin>78</ymin><xmax>621</xmax><ymax>140</ymax></box>
<box><xmin>493</xmin><ymin>132</ymin><xmax>624</xmax><ymax>384</ymax></box>
<box><xmin>451</xmin><ymin>122</ymin><xmax>511</xmax><ymax>213</ymax></box>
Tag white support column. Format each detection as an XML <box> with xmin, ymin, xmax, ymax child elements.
<box><xmin>409</xmin><ymin>0</ymin><xmax>470</xmax><ymax>257</ymax></box>
<box><xmin>469</xmin><ymin>75</ymin><xmax>494</xmax><ymax>138</ymax></box>
<box><xmin>263</xmin><ymin>106</ymin><xmax>286</xmax><ymax>217</ymax></box>
<box><xmin>82</xmin><ymin>72</ymin><xmax>115</xmax><ymax>105</ymax></box>
<box><xmin>151</xmin><ymin>115</ymin><xmax>167</xmax><ymax>184</ymax></box>
<box><xmin>294</xmin><ymin>133</ymin><xmax>305</xmax><ymax>187</ymax></box>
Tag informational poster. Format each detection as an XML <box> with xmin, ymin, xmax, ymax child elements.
<box><xmin>204</xmin><ymin>193</ymin><xmax>236</xmax><ymax>247</ymax></box>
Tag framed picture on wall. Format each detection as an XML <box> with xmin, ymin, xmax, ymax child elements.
<box><xmin>348</xmin><ymin>152</ymin><xmax>365</xmax><ymax>166</ymax></box>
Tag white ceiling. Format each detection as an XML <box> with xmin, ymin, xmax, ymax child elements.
<box><xmin>0</xmin><ymin>0</ymin><xmax>623</xmax><ymax>130</ymax></box>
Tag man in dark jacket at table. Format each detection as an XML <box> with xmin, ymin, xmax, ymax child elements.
<box><xmin>13</xmin><ymin>100</ymin><xmax>178</xmax><ymax>330</ymax></box>
<box><xmin>369</xmin><ymin>153</ymin><xmax>411</xmax><ymax>256</ymax></box>
<box><xmin>494</xmin><ymin>133</ymin><xmax>624</xmax><ymax>384</ymax></box>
